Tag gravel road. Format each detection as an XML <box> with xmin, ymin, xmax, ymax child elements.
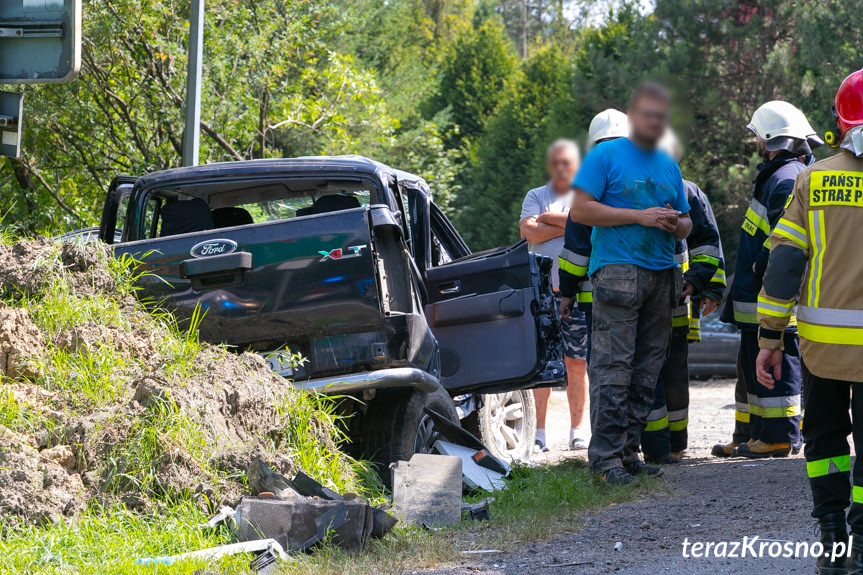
<box><xmin>436</xmin><ymin>378</ymin><xmax>824</xmax><ymax>574</ymax></box>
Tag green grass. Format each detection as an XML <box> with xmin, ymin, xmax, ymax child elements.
<box><xmin>0</xmin><ymin>502</ymin><xmax>249</xmax><ymax>575</ymax></box>
<box><xmin>0</xmin><ymin>459</ymin><xmax>653</xmax><ymax>575</ymax></box>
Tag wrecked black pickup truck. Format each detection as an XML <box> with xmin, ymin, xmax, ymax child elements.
<box><xmin>96</xmin><ymin>156</ymin><xmax>564</xmax><ymax>469</ymax></box>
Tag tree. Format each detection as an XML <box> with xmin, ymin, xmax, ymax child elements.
<box><xmin>456</xmin><ymin>45</ymin><xmax>571</xmax><ymax>248</ymax></box>
<box><xmin>0</xmin><ymin>0</ymin><xmax>395</xmax><ymax>233</ymax></box>
<box><xmin>424</xmin><ymin>18</ymin><xmax>518</xmax><ymax>148</ymax></box>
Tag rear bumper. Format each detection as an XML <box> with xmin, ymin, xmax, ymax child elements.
<box><xmin>295</xmin><ymin>367</ymin><xmax>442</xmax><ymax>395</ymax></box>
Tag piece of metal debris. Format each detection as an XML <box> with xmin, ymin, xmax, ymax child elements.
<box><xmin>613</xmin><ymin>541</ymin><xmax>623</xmax><ymax>552</ymax></box>
<box><xmin>391</xmin><ymin>453</ymin><xmax>462</xmax><ymax>526</ymax></box>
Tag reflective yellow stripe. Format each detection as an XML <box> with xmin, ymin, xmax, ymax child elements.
<box><xmin>799</xmin><ymin>322</ymin><xmax>863</xmax><ymax>346</ymax></box>
<box><xmin>644</xmin><ymin>416</ymin><xmax>668</xmax><ymax>432</ymax></box>
<box><xmin>749</xmin><ymin>404</ymin><xmax>801</xmax><ymax>418</ymax></box>
<box><xmin>735</xmin><ymin>410</ymin><xmax>750</xmax><ymax>423</ymax></box>
<box><xmin>808</xmin><ymin>210</ymin><xmax>826</xmax><ymax>308</ymax></box>
<box><xmin>733</xmin><ymin>301</ymin><xmax>758</xmax><ymax>324</ymax></box>
<box><xmin>669</xmin><ymin>417</ymin><xmax>688</xmax><ymax>432</ymax></box>
<box><xmin>710</xmin><ymin>268</ymin><xmax>727</xmax><ymax>286</ymax></box>
<box><xmin>758</xmin><ymin>296</ymin><xmax>794</xmax><ymax>310</ymax></box>
<box><xmin>743</xmin><ymin>204</ymin><xmax>771</xmax><ymax>236</ymax></box>
<box><xmin>576</xmin><ymin>292</ymin><xmax>593</xmax><ymax>303</ymax></box>
<box><xmin>763</xmin><ymin>236</ymin><xmax>771</xmax><ymax>250</ymax></box>
<box><xmin>774</xmin><ymin>218</ymin><xmax>808</xmax><ymax>249</ymax></box>
<box><xmin>693</xmin><ymin>254</ymin><xmax>720</xmax><ymax>266</ymax></box>
<box><xmin>807</xmin><ymin>455</ymin><xmax>851</xmax><ymax>478</ymax></box>
<box><xmin>758</xmin><ymin>307</ymin><xmax>792</xmax><ymax>318</ymax></box>
<box><xmin>854</xmin><ymin>485</ymin><xmax>863</xmax><ymax>504</ymax></box>
<box><xmin>559</xmin><ymin>247</ymin><xmax>590</xmax><ymax>267</ymax></box>
<box><xmin>757</xmin><ymin>296</ymin><xmax>794</xmax><ymax>318</ymax></box>
<box><xmin>673</xmin><ymin>315</ymin><xmax>690</xmax><ymax>327</ymax></box>
<box><xmin>559</xmin><ymin>257</ymin><xmax>588</xmax><ymax>277</ymax></box>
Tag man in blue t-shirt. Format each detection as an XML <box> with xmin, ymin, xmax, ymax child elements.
<box><xmin>570</xmin><ymin>81</ymin><xmax>692</xmax><ymax>484</ymax></box>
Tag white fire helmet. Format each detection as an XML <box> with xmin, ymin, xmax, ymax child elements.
<box><xmin>746</xmin><ymin>100</ymin><xmax>824</xmax><ymax>155</ymax></box>
<box><xmin>587</xmin><ymin>109</ymin><xmax>630</xmax><ymax>150</ymax></box>
<box><xmin>658</xmin><ymin>128</ymin><xmax>683</xmax><ymax>162</ymax></box>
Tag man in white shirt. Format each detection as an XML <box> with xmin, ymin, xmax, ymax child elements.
<box><xmin>520</xmin><ymin>139</ymin><xmax>589</xmax><ymax>451</ymax></box>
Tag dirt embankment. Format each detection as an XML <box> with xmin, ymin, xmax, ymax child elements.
<box><xmin>0</xmin><ymin>239</ymin><xmax>339</xmax><ymax>526</ymax></box>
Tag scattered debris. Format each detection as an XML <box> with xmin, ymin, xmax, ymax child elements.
<box><xmin>613</xmin><ymin>541</ymin><xmax>623</xmax><ymax>552</ymax></box>
<box><xmin>542</xmin><ymin>560</ymin><xmax>594</xmax><ymax>568</ymax></box>
<box><xmin>236</xmin><ymin>496</ymin><xmax>374</xmax><ymax>553</ymax></box>
<box><xmin>462</xmin><ymin>498</ymin><xmax>495</xmax><ymax>521</ymax></box>
<box><xmin>248</xmin><ymin>459</ymin><xmax>299</xmax><ymax>500</ymax></box>
<box><xmin>391</xmin><ymin>453</ymin><xmax>462</xmax><ymax>526</ymax></box>
<box><xmin>137</xmin><ymin>538</ymin><xmax>288</xmax><ymax>569</ymax></box>
<box><xmin>433</xmin><ymin>440</ymin><xmax>507</xmax><ymax>492</ymax></box>
<box><xmin>461</xmin><ymin>549</ymin><xmax>503</xmax><ymax>554</ymax></box>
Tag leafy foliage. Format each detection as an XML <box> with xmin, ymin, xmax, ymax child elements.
<box><xmin>2</xmin><ymin>0</ymin><xmax>860</xmax><ymax>263</ymax></box>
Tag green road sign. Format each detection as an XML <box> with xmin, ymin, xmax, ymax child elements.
<box><xmin>0</xmin><ymin>0</ymin><xmax>81</xmax><ymax>84</ymax></box>
<box><xmin>0</xmin><ymin>91</ymin><xmax>23</xmax><ymax>158</ymax></box>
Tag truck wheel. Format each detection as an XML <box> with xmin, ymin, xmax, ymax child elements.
<box><xmin>474</xmin><ymin>390</ymin><xmax>536</xmax><ymax>463</ymax></box>
<box><xmin>361</xmin><ymin>387</ymin><xmax>460</xmax><ymax>485</ymax></box>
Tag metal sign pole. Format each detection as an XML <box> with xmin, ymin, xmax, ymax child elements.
<box><xmin>182</xmin><ymin>0</ymin><xmax>205</xmax><ymax>167</ymax></box>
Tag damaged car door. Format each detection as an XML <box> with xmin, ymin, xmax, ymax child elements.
<box><xmin>410</xmin><ymin>191</ymin><xmax>565</xmax><ymax>395</ymax></box>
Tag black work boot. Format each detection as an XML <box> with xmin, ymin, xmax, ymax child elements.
<box><xmin>815</xmin><ymin>512</ymin><xmax>848</xmax><ymax>575</ymax></box>
<box><xmin>848</xmin><ymin>533</ymin><xmax>863</xmax><ymax>575</ymax></box>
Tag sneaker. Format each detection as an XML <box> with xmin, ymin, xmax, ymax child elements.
<box><xmin>626</xmin><ymin>461</ymin><xmax>665</xmax><ymax>477</ymax></box>
<box><xmin>600</xmin><ymin>466</ymin><xmax>635</xmax><ymax>485</ymax></box>
<box><xmin>570</xmin><ymin>436</ymin><xmax>588</xmax><ymax>450</ymax></box>
<box><xmin>535</xmin><ymin>439</ymin><xmax>549</xmax><ymax>453</ymax></box>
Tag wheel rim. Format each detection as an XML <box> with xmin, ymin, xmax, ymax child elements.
<box><xmin>486</xmin><ymin>391</ymin><xmax>525</xmax><ymax>457</ymax></box>
<box><xmin>414</xmin><ymin>413</ymin><xmax>438</xmax><ymax>454</ymax></box>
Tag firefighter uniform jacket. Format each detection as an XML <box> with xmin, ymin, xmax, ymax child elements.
<box><xmin>558</xmin><ymin>218</ymin><xmax>593</xmax><ymax>312</ymax></box>
<box><xmin>758</xmin><ymin>149</ymin><xmax>863</xmax><ymax>383</ymax></box>
<box><xmin>681</xmin><ymin>180</ymin><xmax>722</xmax><ymax>295</ymax></box>
<box><xmin>721</xmin><ymin>151</ymin><xmax>809</xmax><ymax>330</ymax></box>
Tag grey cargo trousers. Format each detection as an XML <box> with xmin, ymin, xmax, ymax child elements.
<box><xmin>588</xmin><ymin>264</ymin><xmax>678</xmax><ymax>474</ymax></box>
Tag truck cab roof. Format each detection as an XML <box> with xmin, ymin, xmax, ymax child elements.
<box><xmin>135</xmin><ymin>155</ymin><xmax>429</xmax><ymax>193</ymax></box>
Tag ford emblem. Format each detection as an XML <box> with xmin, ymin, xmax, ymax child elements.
<box><xmin>190</xmin><ymin>238</ymin><xmax>238</xmax><ymax>258</ymax></box>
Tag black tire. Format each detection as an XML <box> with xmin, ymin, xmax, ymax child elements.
<box><xmin>361</xmin><ymin>387</ymin><xmax>459</xmax><ymax>485</ymax></box>
<box><xmin>467</xmin><ymin>390</ymin><xmax>536</xmax><ymax>463</ymax></box>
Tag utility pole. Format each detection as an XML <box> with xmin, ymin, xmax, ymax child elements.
<box><xmin>520</xmin><ymin>0</ymin><xmax>528</xmax><ymax>58</ymax></box>
<box><xmin>182</xmin><ymin>0</ymin><xmax>205</xmax><ymax>167</ymax></box>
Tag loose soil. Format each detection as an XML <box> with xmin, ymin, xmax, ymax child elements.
<box><xmin>0</xmin><ymin>239</ymin><xmax>338</xmax><ymax>526</ymax></box>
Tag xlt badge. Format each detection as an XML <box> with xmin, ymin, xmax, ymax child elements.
<box><xmin>190</xmin><ymin>238</ymin><xmax>238</xmax><ymax>258</ymax></box>
<box><xmin>319</xmin><ymin>244</ymin><xmax>367</xmax><ymax>262</ymax></box>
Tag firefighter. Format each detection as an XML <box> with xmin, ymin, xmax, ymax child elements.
<box><xmin>641</xmin><ymin>130</ymin><xmax>722</xmax><ymax>463</ymax></box>
<box><xmin>715</xmin><ymin>101</ymin><xmax>823</xmax><ymax>459</ymax></box>
<box><xmin>559</xmin><ymin>108</ymin><xmax>630</xmax><ymax>349</ymax></box>
<box><xmin>756</xmin><ymin>69</ymin><xmax>863</xmax><ymax>575</ymax></box>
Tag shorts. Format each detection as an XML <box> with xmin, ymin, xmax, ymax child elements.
<box><xmin>556</xmin><ymin>294</ymin><xmax>588</xmax><ymax>360</ymax></box>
